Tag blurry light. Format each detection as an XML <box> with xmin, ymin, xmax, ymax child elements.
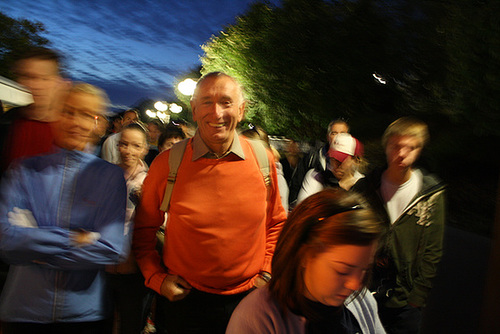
<box><xmin>146</xmin><ymin>109</ymin><xmax>157</xmax><ymax>118</ymax></box>
<box><xmin>178</xmin><ymin>78</ymin><xmax>197</xmax><ymax>96</ymax></box>
<box><xmin>373</xmin><ymin>73</ymin><xmax>387</xmax><ymax>85</ymax></box>
<box><xmin>154</xmin><ymin>101</ymin><xmax>168</xmax><ymax>111</ymax></box>
<box><xmin>157</xmin><ymin>111</ymin><xmax>168</xmax><ymax>119</ymax></box>
<box><xmin>169</xmin><ymin>103</ymin><xmax>183</xmax><ymax>114</ymax></box>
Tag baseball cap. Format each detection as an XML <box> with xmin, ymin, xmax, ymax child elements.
<box><xmin>328</xmin><ymin>133</ymin><xmax>364</xmax><ymax>162</ymax></box>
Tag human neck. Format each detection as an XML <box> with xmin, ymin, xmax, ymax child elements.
<box><xmin>120</xmin><ymin>161</ymin><xmax>139</xmax><ymax>179</ymax></box>
<box><xmin>384</xmin><ymin>166</ymin><xmax>413</xmax><ymax>186</ymax></box>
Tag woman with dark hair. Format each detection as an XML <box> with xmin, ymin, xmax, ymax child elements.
<box><xmin>226</xmin><ymin>188</ymin><xmax>385</xmax><ymax>333</ymax></box>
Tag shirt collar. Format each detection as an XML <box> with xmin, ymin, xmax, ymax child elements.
<box><xmin>191</xmin><ymin>130</ymin><xmax>245</xmax><ymax>161</ymax></box>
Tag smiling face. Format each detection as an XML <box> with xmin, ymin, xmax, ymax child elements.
<box><xmin>303</xmin><ymin>242</ymin><xmax>377</xmax><ymax>307</ymax></box>
<box><xmin>190</xmin><ymin>75</ymin><xmax>245</xmax><ymax>155</ymax></box>
<box><xmin>118</xmin><ymin>128</ymin><xmax>148</xmax><ymax>168</ymax></box>
<box><xmin>53</xmin><ymin>91</ymin><xmax>103</xmax><ymax>151</ymax></box>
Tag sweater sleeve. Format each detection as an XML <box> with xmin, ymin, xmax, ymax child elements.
<box><xmin>262</xmin><ymin>150</ymin><xmax>287</xmax><ymax>274</ymax></box>
<box><xmin>296</xmin><ymin>169</ymin><xmax>323</xmax><ymax>205</ymax></box>
<box><xmin>132</xmin><ymin>152</ymin><xmax>170</xmax><ymax>294</ymax></box>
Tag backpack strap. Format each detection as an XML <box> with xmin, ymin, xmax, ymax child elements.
<box><xmin>159</xmin><ymin>137</ymin><xmax>271</xmax><ymax>212</ymax></box>
<box><xmin>247</xmin><ymin>139</ymin><xmax>271</xmax><ymax>189</ymax></box>
<box><xmin>160</xmin><ymin>138</ymin><xmax>189</xmax><ymax>212</ymax></box>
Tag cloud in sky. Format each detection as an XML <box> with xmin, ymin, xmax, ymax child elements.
<box><xmin>1</xmin><ymin>0</ymin><xmax>278</xmax><ymax>108</ymax></box>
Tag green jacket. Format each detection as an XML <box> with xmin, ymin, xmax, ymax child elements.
<box><xmin>353</xmin><ymin>168</ymin><xmax>446</xmax><ymax>308</ymax></box>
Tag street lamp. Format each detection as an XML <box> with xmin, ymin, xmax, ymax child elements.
<box><xmin>145</xmin><ymin>109</ymin><xmax>157</xmax><ymax>118</ymax></box>
<box><xmin>154</xmin><ymin>101</ymin><xmax>169</xmax><ymax>111</ymax></box>
<box><xmin>169</xmin><ymin>103</ymin><xmax>182</xmax><ymax>114</ymax></box>
<box><xmin>178</xmin><ymin>78</ymin><xmax>197</xmax><ymax>96</ymax></box>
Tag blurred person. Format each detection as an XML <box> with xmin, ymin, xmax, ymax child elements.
<box><xmin>0</xmin><ymin>83</ymin><xmax>128</xmax><ymax>334</ymax></box>
<box><xmin>280</xmin><ymin>138</ymin><xmax>309</xmax><ymax>209</ymax></box>
<box><xmin>107</xmin><ymin>122</ymin><xmax>150</xmax><ymax>334</ymax></box>
<box><xmin>241</xmin><ymin>124</ymin><xmax>289</xmax><ymax>213</ymax></box>
<box><xmin>226</xmin><ymin>188</ymin><xmax>385</xmax><ymax>333</ymax></box>
<box><xmin>147</xmin><ymin>119</ymin><xmax>163</xmax><ymax>149</ymax></box>
<box><xmin>0</xmin><ymin>47</ymin><xmax>69</xmax><ymax>176</ymax></box>
<box><xmin>282</xmin><ymin>119</ymin><xmax>350</xmax><ymax>211</ymax></box>
<box><xmin>110</xmin><ymin>114</ymin><xmax>123</xmax><ymax>134</ymax></box>
<box><xmin>101</xmin><ymin>109</ymin><xmax>139</xmax><ymax>164</ymax></box>
<box><xmin>353</xmin><ymin>117</ymin><xmax>445</xmax><ymax>334</ymax></box>
<box><xmin>144</xmin><ymin>119</ymin><xmax>164</xmax><ymax>166</ymax></box>
<box><xmin>172</xmin><ymin>118</ymin><xmax>196</xmax><ymax>138</ymax></box>
<box><xmin>309</xmin><ymin>118</ymin><xmax>350</xmax><ymax>172</ymax></box>
<box><xmin>297</xmin><ymin>133</ymin><xmax>365</xmax><ymax>203</ymax></box>
<box><xmin>85</xmin><ymin>113</ymin><xmax>109</xmax><ymax>156</ymax></box>
<box><xmin>132</xmin><ymin>72</ymin><xmax>286</xmax><ymax>334</ymax></box>
<box><xmin>158</xmin><ymin>124</ymin><xmax>186</xmax><ymax>153</ymax></box>
<box><xmin>0</xmin><ymin>47</ymin><xmax>68</xmax><ymax>321</ymax></box>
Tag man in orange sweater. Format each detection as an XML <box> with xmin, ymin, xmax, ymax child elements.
<box><xmin>133</xmin><ymin>72</ymin><xmax>287</xmax><ymax>333</ymax></box>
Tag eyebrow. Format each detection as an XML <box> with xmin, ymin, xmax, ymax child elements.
<box><xmin>331</xmin><ymin>261</ymin><xmax>373</xmax><ymax>269</ymax></box>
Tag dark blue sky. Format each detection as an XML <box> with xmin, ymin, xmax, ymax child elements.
<box><xmin>1</xmin><ymin>0</ymin><xmax>280</xmax><ymax>110</ymax></box>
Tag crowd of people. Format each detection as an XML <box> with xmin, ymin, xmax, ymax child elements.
<box><xmin>0</xmin><ymin>47</ymin><xmax>445</xmax><ymax>334</ymax></box>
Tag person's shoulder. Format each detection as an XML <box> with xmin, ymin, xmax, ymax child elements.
<box><xmin>416</xmin><ymin>168</ymin><xmax>445</xmax><ymax>188</ymax></box>
<box><xmin>227</xmin><ymin>287</ymin><xmax>289</xmax><ymax>333</ymax></box>
<box><xmin>233</xmin><ymin>287</ymin><xmax>279</xmax><ymax>319</ymax></box>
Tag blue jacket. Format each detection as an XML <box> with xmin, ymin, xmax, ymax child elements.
<box><xmin>0</xmin><ymin>149</ymin><xmax>127</xmax><ymax>323</ymax></box>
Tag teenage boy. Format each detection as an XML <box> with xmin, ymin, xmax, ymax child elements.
<box><xmin>353</xmin><ymin>117</ymin><xmax>445</xmax><ymax>334</ymax></box>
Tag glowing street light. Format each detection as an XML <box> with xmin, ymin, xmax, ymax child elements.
<box><xmin>146</xmin><ymin>109</ymin><xmax>157</xmax><ymax>118</ymax></box>
<box><xmin>178</xmin><ymin>78</ymin><xmax>197</xmax><ymax>96</ymax></box>
<box><xmin>169</xmin><ymin>103</ymin><xmax>182</xmax><ymax>114</ymax></box>
<box><xmin>157</xmin><ymin>111</ymin><xmax>168</xmax><ymax>119</ymax></box>
<box><xmin>154</xmin><ymin>101</ymin><xmax>169</xmax><ymax>111</ymax></box>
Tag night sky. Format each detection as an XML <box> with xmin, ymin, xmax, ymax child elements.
<box><xmin>1</xmin><ymin>0</ymin><xmax>280</xmax><ymax>109</ymax></box>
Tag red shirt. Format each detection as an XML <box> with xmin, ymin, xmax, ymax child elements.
<box><xmin>3</xmin><ymin>117</ymin><xmax>55</xmax><ymax>170</ymax></box>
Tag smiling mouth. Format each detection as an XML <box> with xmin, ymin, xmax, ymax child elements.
<box><xmin>209</xmin><ymin>122</ymin><xmax>225</xmax><ymax>128</ymax></box>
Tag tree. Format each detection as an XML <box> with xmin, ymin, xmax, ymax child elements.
<box><xmin>0</xmin><ymin>11</ymin><xmax>49</xmax><ymax>78</ymax></box>
<box><xmin>199</xmin><ymin>0</ymin><xmax>500</xmax><ymax>235</ymax></box>
<box><xmin>200</xmin><ymin>0</ymin><xmax>422</xmax><ymax>139</ymax></box>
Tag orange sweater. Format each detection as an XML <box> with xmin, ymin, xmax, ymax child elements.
<box><xmin>133</xmin><ymin>136</ymin><xmax>286</xmax><ymax>295</ymax></box>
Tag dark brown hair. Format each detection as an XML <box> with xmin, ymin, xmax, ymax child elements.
<box><xmin>269</xmin><ymin>188</ymin><xmax>382</xmax><ymax>318</ymax></box>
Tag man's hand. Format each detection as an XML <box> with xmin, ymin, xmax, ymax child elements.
<box><xmin>70</xmin><ymin>230</ymin><xmax>101</xmax><ymax>247</ymax></box>
<box><xmin>8</xmin><ymin>207</ymin><xmax>38</xmax><ymax>228</ymax></box>
<box><xmin>160</xmin><ymin>274</ymin><xmax>192</xmax><ymax>301</ymax></box>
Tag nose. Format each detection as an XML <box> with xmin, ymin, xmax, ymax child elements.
<box><xmin>210</xmin><ymin>103</ymin><xmax>224</xmax><ymax>119</ymax></box>
<box><xmin>344</xmin><ymin>275</ymin><xmax>363</xmax><ymax>292</ymax></box>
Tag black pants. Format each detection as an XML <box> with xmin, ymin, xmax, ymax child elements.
<box><xmin>2</xmin><ymin>320</ymin><xmax>109</xmax><ymax>334</ymax></box>
<box><xmin>155</xmin><ymin>288</ymin><xmax>252</xmax><ymax>334</ymax></box>
<box><xmin>378</xmin><ymin>304</ymin><xmax>423</xmax><ymax>334</ymax></box>
<box><xmin>106</xmin><ymin>272</ymin><xmax>152</xmax><ymax>334</ymax></box>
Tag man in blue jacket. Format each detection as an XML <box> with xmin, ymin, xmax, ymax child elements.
<box><xmin>0</xmin><ymin>83</ymin><xmax>128</xmax><ymax>333</ymax></box>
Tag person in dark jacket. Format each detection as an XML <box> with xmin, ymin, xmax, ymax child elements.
<box><xmin>353</xmin><ymin>117</ymin><xmax>445</xmax><ymax>334</ymax></box>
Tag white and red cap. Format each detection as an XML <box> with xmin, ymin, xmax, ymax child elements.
<box><xmin>328</xmin><ymin>133</ymin><xmax>364</xmax><ymax>162</ymax></box>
